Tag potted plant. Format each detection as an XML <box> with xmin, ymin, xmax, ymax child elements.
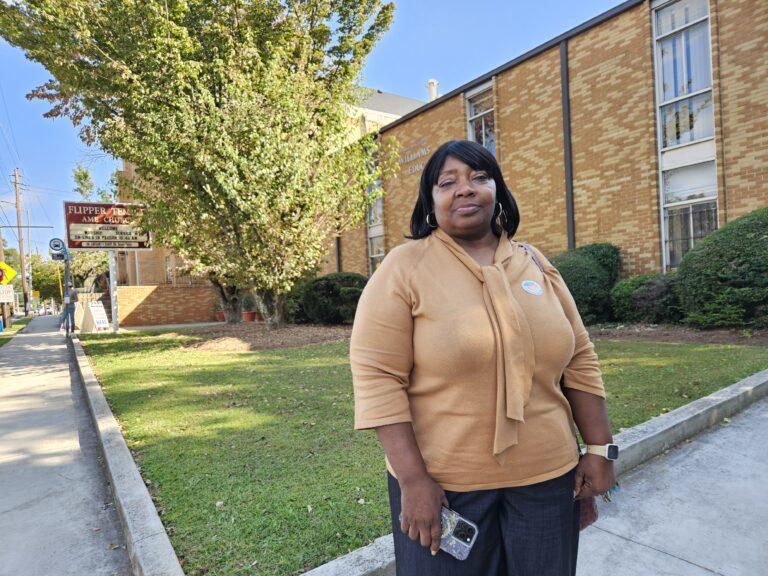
<box><xmin>215</xmin><ymin>301</ymin><xmax>226</xmax><ymax>322</ymax></box>
<box><xmin>242</xmin><ymin>292</ymin><xmax>258</xmax><ymax>322</ymax></box>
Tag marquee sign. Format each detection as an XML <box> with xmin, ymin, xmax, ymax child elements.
<box><xmin>64</xmin><ymin>202</ymin><xmax>151</xmax><ymax>250</ymax></box>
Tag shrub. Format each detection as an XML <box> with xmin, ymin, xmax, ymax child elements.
<box><xmin>550</xmin><ymin>250</ymin><xmax>613</xmax><ymax>325</ymax></box>
<box><xmin>241</xmin><ymin>292</ymin><xmax>257</xmax><ymax>312</ymax></box>
<box><xmin>573</xmin><ymin>243</ymin><xmax>622</xmax><ymax>286</ymax></box>
<box><xmin>284</xmin><ymin>271</ymin><xmax>317</xmax><ymax>324</ymax></box>
<box><xmin>302</xmin><ymin>272</ymin><xmax>369</xmax><ymax>325</ymax></box>
<box><xmin>630</xmin><ymin>273</ymin><xmax>685</xmax><ymax>324</ymax></box>
<box><xmin>610</xmin><ymin>274</ymin><xmax>657</xmax><ymax>323</ymax></box>
<box><xmin>674</xmin><ymin>207</ymin><xmax>768</xmax><ymax>328</ymax></box>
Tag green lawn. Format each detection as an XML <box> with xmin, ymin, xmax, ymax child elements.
<box><xmin>0</xmin><ymin>317</ymin><xmax>32</xmax><ymax>347</ymax></box>
<box><xmin>80</xmin><ymin>331</ymin><xmax>768</xmax><ymax>576</ymax></box>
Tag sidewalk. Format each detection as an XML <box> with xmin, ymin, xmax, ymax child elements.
<box><xmin>0</xmin><ymin>316</ymin><xmax>131</xmax><ymax>576</ymax></box>
<box><xmin>578</xmin><ymin>395</ymin><xmax>768</xmax><ymax>576</ymax></box>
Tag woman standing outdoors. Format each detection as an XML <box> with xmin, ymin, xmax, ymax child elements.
<box><xmin>350</xmin><ymin>140</ymin><xmax>617</xmax><ymax>575</ymax></box>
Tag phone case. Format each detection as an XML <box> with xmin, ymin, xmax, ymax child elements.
<box><xmin>439</xmin><ymin>506</ymin><xmax>479</xmax><ymax>560</ymax></box>
<box><xmin>399</xmin><ymin>506</ymin><xmax>480</xmax><ymax>560</ymax></box>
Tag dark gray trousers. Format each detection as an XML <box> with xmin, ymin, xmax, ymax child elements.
<box><xmin>387</xmin><ymin>465</ymin><xmax>580</xmax><ymax>576</ymax></box>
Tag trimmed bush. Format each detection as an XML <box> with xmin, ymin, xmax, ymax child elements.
<box><xmin>284</xmin><ymin>272</ymin><xmax>317</xmax><ymax>324</ymax></box>
<box><xmin>550</xmin><ymin>250</ymin><xmax>613</xmax><ymax>325</ymax></box>
<box><xmin>675</xmin><ymin>207</ymin><xmax>768</xmax><ymax>328</ymax></box>
<box><xmin>573</xmin><ymin>243</ymin><xmax>622</xmax><ymax>286</ymax></box>
<box><xmin>610</xmin><ymin>274</ymin><xmax>657</xmax><ymax>323</ymax></box>
<box><xmin>302</xmin><ymin>272</ymin><xmax>368</xmax><ymax>325</ymax></box>
<box><xmin>631</xmin><ymin>273</ymin><xmax>685</xmax><ymax>324</ymax></box>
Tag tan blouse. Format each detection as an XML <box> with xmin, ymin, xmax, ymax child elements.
<box><xmin>350</xmin><ymin>226</ymin><xmax>606</xmax><ymax>491</ymax></box>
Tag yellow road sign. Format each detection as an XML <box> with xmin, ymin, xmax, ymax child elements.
<box><xmin>0</xmin><ymin>262</ymin><xmax>17</xmax><ymax>285</ymax></box>
<box><xmin>32</xmin><ymin>290</ymin><xmax>40</xmax><ymax>298</ymax></box>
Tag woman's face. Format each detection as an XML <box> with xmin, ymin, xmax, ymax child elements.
<box><xmin>431</xmin><ymin>156</ymin><xmax>497</xmax><ymax>238</ymax></box>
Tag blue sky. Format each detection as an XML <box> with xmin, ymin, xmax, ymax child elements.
<box><xmin>0</xmin><ymin>0</ymin><xmax>623</xmax><ymax>256</ymax></box>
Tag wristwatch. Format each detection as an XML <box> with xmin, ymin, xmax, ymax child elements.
<box><xmin>583</xmin><ymin>443</ymin><xmax>619</xmax><ymax>461</ymax></box>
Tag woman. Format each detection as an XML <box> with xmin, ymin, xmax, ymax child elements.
<box><xmin>350</xmin><ymin>140</ymin><xmax>616</xmax><ymax>575</ymax></box>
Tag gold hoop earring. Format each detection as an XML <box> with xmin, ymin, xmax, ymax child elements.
<box><xmin>426</xmin><ymin>212</ymin><xmax>438</xmax><ymax>229</ymax></box>
<box><xmin>495</xmin><ymin>202</ymin><xmax>507</xmax><ymax>229</ymax></box>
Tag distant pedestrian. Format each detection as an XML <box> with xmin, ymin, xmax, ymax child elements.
<box><xmin>60</xmin><ymin>286</ymin><xmax>77</xmax><ymax>335</ymax></box>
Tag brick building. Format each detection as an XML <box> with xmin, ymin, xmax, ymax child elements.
<box><xmin>321</xmin><ymin>0</ymin><xmax>768</xmax><ymax>280</ymax></box>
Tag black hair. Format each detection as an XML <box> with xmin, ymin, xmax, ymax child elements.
<box><xmin>405</xmin><ymin>139</ymin><xmax>520</xmax><ymax>240</ymax></box>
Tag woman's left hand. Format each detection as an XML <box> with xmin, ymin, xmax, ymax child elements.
<box><xmin>573</xmin><ymin>453</ymin><xmax>615</xmax><ymax>500</ymax></box>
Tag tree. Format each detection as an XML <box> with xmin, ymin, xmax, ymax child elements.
<box><xmin>70</xmin><ymin>250</ymin><xmax>109</xmax><ymax>288</ymax></box>
<box><xmin>0</xmin><ymin>1</ymin><xmax>397</xmax><ymax>327</ymax></box>
<box><xmin>30</xmin><ymin>254</ymin><xmax>64</xmax><ymax>302</ymax></box>
<box><xmin>73</xmin><ymin>164</ymin><xmax>117</xmax><ymax>203</ymax></box>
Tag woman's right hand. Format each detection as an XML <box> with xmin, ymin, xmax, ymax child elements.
<box><xmin>399</xmin><ymin>474</ymin><xmax>450</xmax><ymax>556</ymax></box>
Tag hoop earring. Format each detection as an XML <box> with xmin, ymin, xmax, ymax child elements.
<box><xmin>495</xmin><ymin>202</ymin><xmax>508</xmax><ymax>229</ymax></box>
<box><xmin>426</xmin><ymin>212</ymin><xmax>438</xmax><ymax>229</ymax></box>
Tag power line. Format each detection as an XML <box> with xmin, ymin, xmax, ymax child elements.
<box><xmin>20</xmin><ymin>183</ymin><xmax>74</xmax><ymax>196</ymax></box>
<box><xmin>0</xmin><ymin>80</ymin><xmax>22</xmax><ymax>168</ymax></box>
<box><xmin>0</xmin><ymin>204</ymin><xmax>18</xmax><ymax>243</ymax></box>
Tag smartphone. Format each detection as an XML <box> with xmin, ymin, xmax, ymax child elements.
<box><xmin>399</xmin><ymin>506</ymin><xmax>480</xmax><ymax>560</ymax></box>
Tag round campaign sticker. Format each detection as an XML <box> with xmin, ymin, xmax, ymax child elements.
<box><xmin>521</xmin><ymin>280</ymin><xmax>543</xmax><ymax>295</ymax></box>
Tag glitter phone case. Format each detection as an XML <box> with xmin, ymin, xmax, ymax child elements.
<box><xmin>399</xmin><ymin>506</ymin><xmax>480</xmax><ymax>560</ymax></box>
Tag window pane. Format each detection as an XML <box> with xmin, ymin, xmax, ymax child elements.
<box><xmin>659</xmin><ymin>34</ymin><xmax>685</xmax><ymax>101</ymax></box>
<box><xmin>368</xmin><ymin>235</ymin><xmax>385</xmax><ymax>257</ymax></box>
<box><xmin>370</xmin><ymin>255</ymin><xmax>385</xmax><ymax>273</ymax></box>
<box><xmin>470</xmin><ymin>116</ymin><xmax>484</xmax><ymax>144</ymax></box>
<box><xmin>656</xmin><ymin>0</ymin><xmax>708</xmax><ymax>36</ymax></box>
<box><xmin>468</xmin><ymin>90</ymin><xmax>493</xmax><ymax>117</ymax></box>
<box><xmin>658</xmin><ymin>22</ymin><xmax>710</xmax><ymax>102</ymax></box>
<box><xmin>665</xmin><ymin>205</ymin><xmax>691</xmax><ymax>267</ymax></box>
<box><xmin>684</xmin><ymin>22</ymin><xmax>711</xmax><ymax>95</ymax></box>
<box><xmin>663</xmin><ymin>161</ymin><xmax>717</xmax><ymax>204</ymax></box>
<box><xmin>483</xmin><ymin>112</ymin><xmax>496</xmax><ymax>156</ymax></box>
<box><xmin>691</xmin><ymin>201</ymin><xmax>718</xmax><ymax>242</ymax></box>
<box><xmin>367</xmin><ymin>196</ymin><xmax>383</xmax><ymax>226</ymax></box>
<box><xmin>660</xmin><ymin>91</ymin><xmax>713</xmax><ymax>147</ymax></box>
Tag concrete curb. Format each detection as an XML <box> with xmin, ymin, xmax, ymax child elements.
<box><xmin>302</xmin><ymin>367</ymin><xmax>768</xmax><ymax>576</ymax></box>
<box><xmin>70</xmin><ymin>336</ymin><xmax>185</xmax><ymax>576</ymax></box>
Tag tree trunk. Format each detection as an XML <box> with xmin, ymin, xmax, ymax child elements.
<box><xmin>253</xmin><ymin>288</ymin><xmax>287</xmax><ymax>330</ymax></box>
<box><xmin>212</xmin><ymin>279</ymin><xmax>245</xmax><ymax>324</ymax></box>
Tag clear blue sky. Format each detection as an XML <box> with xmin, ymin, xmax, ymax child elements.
<box><xmin>0</xmin><ymin>0</ymin><xmax>623</xmax><ymax>257</ymax></box>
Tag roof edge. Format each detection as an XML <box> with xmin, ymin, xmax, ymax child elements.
<box><xmin>381</xmin><ymin>0</ymin><xmax>645</xmax><ymax>133</ymax></box>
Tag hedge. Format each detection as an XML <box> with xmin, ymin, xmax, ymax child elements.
<box><xmin>302</xmin><ymin>272</ymin><xmax>368</xmax><ymax>325</ymax></box>
<box><xmin>675</xmin><ymin>207</ymin><xmax>768</xmax><ymax>328</ymax></box>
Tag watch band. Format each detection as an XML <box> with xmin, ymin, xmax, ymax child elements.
<box><xmin>585</xmin><ymin>443</ymin><xmax>619</xmax><ymax>460</ymax></box>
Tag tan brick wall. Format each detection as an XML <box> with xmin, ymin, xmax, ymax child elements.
<box><xmin>341</xmin><ymin>225</ymin><xmax>370</xmax><ymax>277</ymax></box>
<box><xmin>496</xmin><ymin>48</ymin><xmax>568</xmax><ymax>257</ymax></box>
<box><xmin>116</xmin><ymin>285</ymin><xmax>218</xmax><ymax>326</ymax></box>
<box><xmin>568</xmin><ymin>4</ymin><xmax>660</xmax><ymax>278</ymax></box>
<box><xmin>319</xmin><ymin>232</ymin><xmax>339</xmax><ymax>276</ymax></box>
<box><xmin>711</xmin><ymin>0</ymin><xmax>768</xmax><ymax>221</ymax></box>
<box><xmin>382</xmin><ymin>95</ymin><xmax>467</xmax><ymax>251</ymax></box>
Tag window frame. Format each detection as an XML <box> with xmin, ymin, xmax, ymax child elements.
<box><xmin>651</xmin><ymin>0</ymin><xmax>718</xmax><ymax>272</ymax></box>
<box><xmin>465</xmin><ymin>82</ymin><xmax>496</xmax><ymax>156</ymax></box>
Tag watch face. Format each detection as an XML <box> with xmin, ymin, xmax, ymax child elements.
<box><xmin>607</xmin><ymin>445</ymin><xmax>619</xmax><ymax>460</ymax></box>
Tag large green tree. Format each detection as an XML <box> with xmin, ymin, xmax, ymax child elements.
<box><xmin>0</xmin><ymin>0</ymin><xmax>396</xmax><ymax>326</ymax></box>
<box><xmin>30</xmin><ymin>254</ymin><xmax>64</xmax><ymax>302</ymax></box>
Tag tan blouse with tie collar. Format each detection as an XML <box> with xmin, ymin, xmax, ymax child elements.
<box><xmin>350</xmin><ymin>227</ymin><xmax>606</xmax><ymax>491</ymax></box>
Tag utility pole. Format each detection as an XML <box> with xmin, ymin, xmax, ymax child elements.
<box><xmin>13</xmin><ymin>168</ymin><xmax>29</xmax><ymax>316</ymax></box>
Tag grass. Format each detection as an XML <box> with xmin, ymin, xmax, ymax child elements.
<box><xmin>80</xmin><ymin>331</ymin><xmax>768</xmax><ymax>576</ymax></box>
<box><xmin>0</xmin><ymin>316</ymin><xmax>32</xmax><ymax>347</ymax></box>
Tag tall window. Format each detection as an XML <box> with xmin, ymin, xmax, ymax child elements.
<box><xmin>466</xmin><ymin>85</ymin><xmax>496</xmax><ymax>156</ymax></box>
<box><xmin>366</xmin><ymin>180</ymin><xmax>385</xmax><ymax>274</ymax></box>
<box><xmin>653</xmin><ymin>0</ymin><xmax>717</xmax><ymax>269</ymax></box>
